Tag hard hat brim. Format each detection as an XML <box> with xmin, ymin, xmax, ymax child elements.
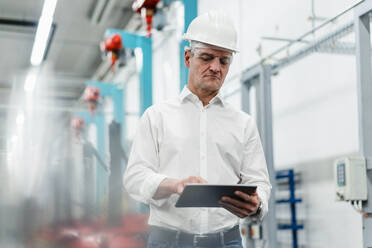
<box><xmin>183</xmin><ymin>34</ymin><xmax>239</xmax><ymax>53</ymax></box>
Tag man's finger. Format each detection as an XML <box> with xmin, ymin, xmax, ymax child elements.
<box><xmin>220</xmin><ymin>200</ymin><xmax>249</xmax><ymax>216</ymax></box>
<box><xmin>219</xmin><ymin>202</ymin><xmax>245</xmax><ymax>218</ymax></box>
<box><xmin>234</xmin><ymin>191</ymin><xmax>258</xmax><ymax>203</ymax></box>
<box><xmin>176</xmin><ymin>183</ymin><xmax>185</xmax><ymax>195</ymax></box>
<box><xmin>192</xmin><ymin>176</ymin><xmax>207</xmax><ymax>183</ymax></box>
<box><xmin>221</xmin><ymin>196</ymin><xmax>256</xmax><ymax>213</ymax></box>
<box><xmin>234</xmin><ymin>191</ymin><xmax>260</xmax><ymax>209</ymax></box>
<box><xmin>219</xmin><ymin>201</ymin><xmax>247</xmax><ymax>218</ymax></box>
<box><xmin>199</xmin><ymin>178</ymin><xmax>208</xmax><ymax>183</ymax></box>
<box><xmin>232</xmin><ymin>194</ymin><xmax>258</xmax><ymax>209</ymax></box>
<box><xmin>184</xmin><ymin>176</ymin><xmax>208</xmax><ymax>184</ymax></box>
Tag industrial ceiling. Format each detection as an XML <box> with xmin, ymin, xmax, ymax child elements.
<box><xmin>0</xmin><ymin>0</ymin><xmax>140</xmax><ymax>108</ymax></box>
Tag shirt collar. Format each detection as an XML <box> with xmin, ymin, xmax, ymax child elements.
<box><xmin>179</xmin><ymin>86</ymin><xmax>194</xmax><ymax>102</ymax></box>
<box><xmin>179</xmin><ymin>86</ymin><xmax>225</xmax><ymax>107</ymax></box>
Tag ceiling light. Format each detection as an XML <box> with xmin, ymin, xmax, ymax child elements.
<box><xmin>30</xmin><ymin>0</ymin><xmax>58</xmax><ymax>66</ymax></box>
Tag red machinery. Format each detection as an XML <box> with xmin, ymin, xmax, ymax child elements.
<box><xmin>83</xmin><ymin>86</ymin><xmax>100</xmax><ymax>117</ymax></box>
<box><xmin>100</xmin><ymin>34</ymin><xmax>123</xmax><ymax>71</ymax></box>
<box><xmin>28</xmin><ymin>214</ymin><xmax>149</xmax><ymax>248</ymax></box>
<box><xmin>71</xmin><ymin>116</ymin><xmax>85</xmax><ymax>140</ymax></box>
<box><xmin>132</xmin><ymin>0</ymin><xmax>161</xmax><ymax>37</ymax></box>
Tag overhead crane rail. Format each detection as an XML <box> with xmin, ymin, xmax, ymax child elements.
<box><xmin>223</xmin><ymin>1</ymin><xmax>365</xmax><ymax>99</ymax></box>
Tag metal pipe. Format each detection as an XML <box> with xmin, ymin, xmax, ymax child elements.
<box><xmin>0</xmin><ymin>18</ymin><xmax>38</xmax><ymax>27</ymax></box>
<box><xmin>257</xmin><ymin>0</ymin><xmax>364</xmax><ymax>64</ymax></box>
<box><xmin>222</xmin><ymin>0</ymin><xmax>365</xmax><ymax>88</ymax></box>
<box><xmin>99</xmin><ymin>0</ymin><xmax>119</xmax><ymax>24</ymax></box>
<box><xmin>311</xmin><ymin>0</ymin><xmax>316</xmax><ymax>34</ymax></box>
<box><xmin>91</xmin><ymin>0</ymin><xmax>109</xmax><ymax>24</ymax></box>
<box><xmin>261</xmin><ymin>36</ymin><xmax>310</xmax><ymax>43</ymax></box>
<box><xmin>272</xmin><ymin>21</ymin><xmax>354</xmax><ymax>72</ymax></box>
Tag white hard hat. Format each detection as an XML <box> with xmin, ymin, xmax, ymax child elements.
<box><xmin>183</xmin><ymin>11</ymin><xmax>238</xmax><ymax>53</ymax></box>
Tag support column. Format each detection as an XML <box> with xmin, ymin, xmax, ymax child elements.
<box><xmin>241</xmin><ymin>64</ymin><xmax>277</xmax><ymax>248</ymax></box>
<box><xmin>179</xmin><ymin>0</ymin><xmax>197</xmax><ymax>90</ymax></box>
<box><xmin>354</xmin><ymin>1</ymin><xmax>372</xmax><ymax>247</ymax></box>
<box><xmin>255</xmin><ymin>65</ymin><xmax>277</xmax><ymax>248</ymax></box>
<box><xmin>163</xmin><ymin>0</ymin><xmax>198</xmax><ymax>90</ymax></box>
<box><xmin>241</xmin><ymin>79</ymin><xmax>252</xmax><ymax>115</ymax></box>
<box><xmin>76</xmin><ymin>112</ymin><xmax>106</xmax><ymax>210</ymax></box>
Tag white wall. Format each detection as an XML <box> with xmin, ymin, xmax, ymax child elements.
<box><xmin>272</xmin><ymin>53</ymin><xmax>359</xmax><ymax>166</ymax></box>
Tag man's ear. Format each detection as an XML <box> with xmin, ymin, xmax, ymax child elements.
<box><xmin>184</xmin><ymin>50</ymin><xmax>191</xmax><ymax>68</ymax></box>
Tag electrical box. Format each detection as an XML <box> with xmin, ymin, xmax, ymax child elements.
<box><xmin>334</xmin><ymin>157</ymin><xmax>367</xmax><ymax>201</ymax></box>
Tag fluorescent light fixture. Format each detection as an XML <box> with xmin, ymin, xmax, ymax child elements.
<box><xmin>24</xmin><ymin>69</ymin><xmax>38</xmax><ymax>92</ymax></box>
<box><xmin>30</xmin><ymin>0</ymin><xmax>58</xmax><ymax>66</ymax></box>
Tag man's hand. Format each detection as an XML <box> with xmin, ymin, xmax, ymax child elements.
<box><xmin>174</xmin><ymin>176</ymin><xmax>208</xmax><ymax>195</ymax></box>
<box><xmin>153</xmin><ymin>176</ymin><xmax>207</xmax><ymax>200</ymax></box>
<box><xmin>219</xmin><ymin>191</ymin><xmax>261</xmax><ymax>218</ymax></box>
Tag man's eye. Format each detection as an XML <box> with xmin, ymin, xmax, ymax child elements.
<box><xmin>199</xmin><ymin>55</ymin><xmax>214</xmax><ymax>61</ymax></box>
<box><xmin>220</xmin><ymin>59</ymin><xmax>228</xmax><ymax>65</ymax></box>
<box><xmin>220</xmin><ymin>58</ymin><xmax>231</xmax><ymax>65</ymax></box>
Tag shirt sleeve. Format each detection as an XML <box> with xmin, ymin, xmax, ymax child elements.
<box><xmin>240</xmin><ymin>116</ymin><xmax>272</xmax><ymax>221</ymax></box>
<box><xmin>123</xmin><ymin>108</ymin><xmax>167</xmax><ymax>205</ymax></box>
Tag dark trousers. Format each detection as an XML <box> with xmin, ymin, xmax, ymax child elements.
<box><xmin>147</xmin><ymin>225</ymin><xmax>243</xmax><ymax>248</ymax></box>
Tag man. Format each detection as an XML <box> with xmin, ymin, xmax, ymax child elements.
<box><xmin>124</xmin><ymin>11</ymin><xmax>271</xmax><ymax>248</ymax></box>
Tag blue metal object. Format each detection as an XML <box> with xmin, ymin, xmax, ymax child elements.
<box><xmin>76</xmin><ymin>81</ymin><xmax>125</xmax><ymax>211</ymax></box>
<box><xmin>277</xmin><ymin>224</ymin><xmax>304</xmax><ymax>230</ymax></box>
<box><xmin>86</xmin><ymin>81</ymin><xmax>124</xmax><ymax>124</ymax></box>
<box><xmin>276</xmin><ymin>169</ymin><xmax>303</xmax><ymax>248</ymax></box>
<box><xmin>276</xmin><ymin>199</ymin><xmax>302</xmax><ymax>204</ymax></box>
<box><xmin>85</xmin><ymin>81</ymin><xmax>126</xmax><ymax>166</ymax></box>
<box><xmin>76</xmin><ymin>112</ymin><xmax>106</xmax><ymax>205</ymax></box>
<box><xmin>105</xmin><ymin>30</ymin><xmax>152</xmax><ymax>115</ymax></box>
<box><xmin>163</xmin><ymin>0</ymin><xmax>198</xmax><ymax>90</ymax></box>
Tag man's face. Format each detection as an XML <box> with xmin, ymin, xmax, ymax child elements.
<box><xmin>185</xmin><ymin>47</ymin><xmax>232</xmax><ymax>94</ymax></box>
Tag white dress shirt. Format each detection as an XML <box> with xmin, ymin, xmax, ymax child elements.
<box><xmin>123</xmin><ymin>86</ymin><xmax>271</xmax><ymax>234</ymax></box>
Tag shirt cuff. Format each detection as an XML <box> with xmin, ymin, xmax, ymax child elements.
<box><xmin>140</xmin><ymin>173</ymin><xmax>168</xmax><ymax>203</ymax></box>
<box><xmin>248</xmin><ymin>188</ymin><xmax>267</xmax><ymax>222</ymax></box>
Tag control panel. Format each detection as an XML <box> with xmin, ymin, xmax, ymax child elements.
<box><xmin>334</xmin><ymin>157</ymin><xmax>367</xmax><ymax>201</ymax></box>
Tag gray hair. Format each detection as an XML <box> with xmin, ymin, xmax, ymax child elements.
<box><xmin>186</xmin><ymin>41</ymin><xmax>234</xmax><ymax>55</ymax></box>
<box><xmin>185</xmin><ymin>41</ymin><xmax>234</xmax><ymax>65</ymax></box>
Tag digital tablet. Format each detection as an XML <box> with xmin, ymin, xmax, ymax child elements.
<box><xmin>175</xmin><ymin>184</ymin><xmax>257</xmax><ymax>208</ymax></box>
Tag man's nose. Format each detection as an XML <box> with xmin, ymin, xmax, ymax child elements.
<box><xmin>209</xmin><ymin>57</ymin><xmax>222</xmax><ymax>72</ymax></box>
